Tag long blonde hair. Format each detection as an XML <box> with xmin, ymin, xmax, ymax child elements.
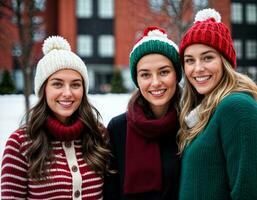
<box><xmin>178</xmin><ymin>56</ymin><xmax>257</xmax><ymax>153</ymax></box>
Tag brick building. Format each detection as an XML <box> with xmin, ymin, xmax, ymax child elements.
<box><xmin>0</xmin><ymin>0</ymin><xmax>256</xmax><ymax>93</ymax></box>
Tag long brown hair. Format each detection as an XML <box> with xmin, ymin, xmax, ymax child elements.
<box><xmin>178</xmin><ymin>56</ymin><xmax>257</xmax><ymax>153</ymax></box>
<box><xmin>23</xmin><ymin>82</ymin><xmax>112</xmax><ymax>180</ymax></box>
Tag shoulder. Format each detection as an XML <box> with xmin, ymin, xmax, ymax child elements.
<box><xmin>214</xmin><ymin>92</ymin><xmax>257</xmax><ymax>127</ymax></box>
<box><xmin>3</xmin><ymin>129</ymin><xmax>29</xmax><ymax>160</ymax></box>
<box><xmin>107</xmin><ymin>113</ymin><xmax>127</xmax><ymax>141</ymax></box>
<box><xmin>107</xmin><ymin>112</ymin><xmax>127</xmax><ymax>130</ymax></box>
<box><xmin>5</xmin><ymin>129</ymin><xmax>28</xmax><ymax>148</ymax></box>
<box><xmin>216</xmin><ymin>92</ymin><xmax>257</xmax><ymax>115</ymax></box>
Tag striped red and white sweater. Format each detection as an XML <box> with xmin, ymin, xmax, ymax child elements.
<box><xmin>1</xmin><ymin>129</ymin><xmax>103</xmax><ymax>200</ymax></box>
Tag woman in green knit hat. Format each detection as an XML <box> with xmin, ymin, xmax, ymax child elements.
<box><xmin>104</xmin><ymin>26</ymin><xmax>182</xmax><ymax>200</ymax></box>
<box><xmin>178</xmin><ymin>8</ymin><xmax>257</xmax><ymax>200</ymax></box>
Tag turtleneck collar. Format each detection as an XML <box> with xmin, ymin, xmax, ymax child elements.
<box><xmin>45</xmin><ymin>116</ymin><xmax>85</xmax><ymax>141</ymax></box>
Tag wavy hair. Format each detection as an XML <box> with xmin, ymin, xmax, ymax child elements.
<box><xmin>178</xmin><ymin>56</ymin><xmax>257</xmax><ymax>153</ymax></box>
<box><xmin>22</xmin><ymin>82</ymin><xmax>112</xmax><ymax>180</ymax></box>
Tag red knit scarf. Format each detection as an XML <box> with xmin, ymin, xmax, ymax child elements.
<box><xmin>124</xmin><ymin>103</ymin><xmax>178</xmax><ymax>194</ymax></box>
<box><xmin>45</xmin><ymin>116</ymin><xmax>85</xmax><ymax>141</ymax></box>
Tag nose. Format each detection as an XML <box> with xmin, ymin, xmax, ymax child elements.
<box><xmin>152</xmin><ymin>74</ymin><xmax>161</xmax><ymax>87</ymax></box>
<box><xmin>194</xmin><ymin>60</ymin><xmax>205</xmax><ymax>71</ymax></box>
<box><xmin>62</xmin><ymin>85</ymin><xmax>72</xmax><ymax>97</ymax></box>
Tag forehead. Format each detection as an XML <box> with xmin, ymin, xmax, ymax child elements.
<box><xmin>49</xmin><ymin>69</ymin><xmax>82</xmax><ymax>80</ymax></box>
<box><xmin>184</xmin><ymin>44</ymin><xmax>218</xmax><ymax>55</ymax></box>
<box><xmin>137</xmin><ymin>54</ymin><xmax>173</xmax><ymax>70</ymax></box>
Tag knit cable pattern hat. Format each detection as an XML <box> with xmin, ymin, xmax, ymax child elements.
<box><xmin>130</xmin><ymin>26</ymin><xmax>182</xmax><ymax>87</ymax></box>
<box><xmin>179</xmin><ymin>8</ymin><xmax>236</xmax><ymax>68</ymax></box>
<box><xmin>34</xmin><ymin>36</ymin><xmax>89</xmax><ymax>96</ymax></box>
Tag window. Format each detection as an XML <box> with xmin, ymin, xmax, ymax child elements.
<box><xmin>246</xmin><ymin>40</ymin><xmax>257</xmax><ymax>59</ymax></box>
<box><xmin>77</xmin><ymin>35</ymin><xmax>93</xmax><ymax>57</ymax></box>
<box><xmin>231</xmin><ymin>3</ymin><xmax>243</xmax><ymax>24</ymax></box>
<box><xmin>193</xmin><ymin>0</ymin><xmax>208</xmax><ymax>11</ymax></box>
<box><xmin>98</xmin><ymin>35</ymin><xmax>114</xmax><ymax>57</ymax></box>
<box><xmin>34</xmin><ymin>0</ymin><xmax>46</xmax><ymax>11</ymax></box>
<box><xmin>98</xmin><ymin>0</ymin><xmax>114</xmax><ymax>18</ymax></box>
<box><xmin>233</xmin><ymin>39</ymin><xmax>242</xmax><ymax>59</ymax></box>
<box><xmin>246</xmin><ymin>4</ymin><xmax>257</xmax><ymax>24</ymax></box>
<box><xmin>149</xmin><ymin>0</ymin><xmax>163</xmax><ymax>12</ymax></box>
<box><xmin>76</xmin><ymin>0</ymin><xmax>92</xmax><ymax>18</ymax></box>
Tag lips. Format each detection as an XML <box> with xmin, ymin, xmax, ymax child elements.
<box><xmin>58</xmin><ymin>100</ymin><xmax>74</xmax><ymax>108</ymax></box>
<box><xmin>194</xmin><ymin>75</ymin><xmax>211</xmax><ymax>82</ymax></box>
<box><xmin>149</xmin><ymin>89</ymin><xmax>166</xmax><ymax>97</ymax></box>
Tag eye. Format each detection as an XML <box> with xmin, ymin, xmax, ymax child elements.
<box><xmin>52</xmin><ymin>82</ymin><xmax>62</xmax><ymax>88</ymax></box>
<box><xmin>139</xmin><ymin>72</ymin><xmax>150</xmax><ymax>79</ymax></box>
<box><xmin>71</xmin><ymin>82</ymin><xmax>82</xmax><ymax>89</ymax></box>
<box><xmin>160</xmin><ymin>70</ymin><xmax>170</xmax><ymax>76</ymax></box>
<box><xmin>184</xmin><ymin>58</ymin><xmax>194</xmax><ymax>65</ymax></box>
<box><xmin>203</xmin><ymin>55</ymin><xmax>213</xmax><ymax>62</ymax></box>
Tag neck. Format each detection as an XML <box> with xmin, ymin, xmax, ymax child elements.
<box><xmin>151</xmin><ymin>104</ymin><xmax>170</xmax><ymax>119</ymax></box>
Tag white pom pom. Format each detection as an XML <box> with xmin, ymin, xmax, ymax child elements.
<box><xmin>147</xmin><ymin>29</ymin><xmax>167</xmax><ymax>39</ymax></box>
<box><xmin>42</xmin><ymin>36</ymin><xmax>71</xmax><ymax>55</ymax></box>
<box><xmin>194</xmin><ymin>8</ymin><xmax>221</xmax><ymax>23</ymax></box>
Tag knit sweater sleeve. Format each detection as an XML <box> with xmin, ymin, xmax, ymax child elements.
<box><xmin>1</xmin><ymin>130</ymin><xmax>28</xmax><ymax>199</ymax></box>
<box><xmin>217</xmin><ymin>93</ymin><xmax>257</xmax><ymax>200</ymax></box>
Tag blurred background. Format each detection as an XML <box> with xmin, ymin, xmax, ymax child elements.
<box><xmin>0</xmin><ymin>0</ymin><xmax>256</xmax><ymax>95</ymax></box>
<box><xmin>0</xmin><ymin>0</ymin><xmax>256</xmax><ymax>186</ymax></box>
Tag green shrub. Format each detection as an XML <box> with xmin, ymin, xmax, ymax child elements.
<box><xmin>0</xmin><ymin>69</ymin><xmax>16</xmax><ymax>94</ymax></box>
<box><xmin>111</xmin><ymin>69</ymin><xmax>127</xmax><ymax>93</ymax></box>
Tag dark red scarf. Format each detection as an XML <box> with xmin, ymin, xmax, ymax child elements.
<box><xmin>124</xmin><ymin>103</ymin><xmax>178</xmax><ymax>194</ymax></box>
<box><xmin>45</xmin><ymin>116</ymin><xmax>85</xmax><ymax>141</ymax></box>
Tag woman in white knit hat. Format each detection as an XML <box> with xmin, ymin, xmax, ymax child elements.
<box><xmin>1</xmin><ymin>36</ymin><xmax>112</xmax><ymax>199</ymax></box>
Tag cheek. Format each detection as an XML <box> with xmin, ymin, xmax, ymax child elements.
<box><xmin>74</xmin><ymin>89</ymin><xmax>84</xmax><ymax>101</ymax></box>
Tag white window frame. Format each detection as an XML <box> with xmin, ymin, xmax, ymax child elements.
<box><xmin>76</xmin><ymin>0</ymin><xmax>93</xmax><ymax>18</ymax></box>
<box><xmin>231</xmin><ymin>3</ymin><xmax>243</xmax><ymax>24</ymax></box>
<box><xmin>98</xmin><ymin>0</ymin><xmax>114</xmax><ymax>18</ymax></box>
<box><xmin>77</xmin><ymin>35</ymin><xmax>93</xmax><ymax>57</ymax></box>
<box><xmin>246</xmin><ymin>4</ymin><xmax>257</xmax><ymax>24</ymax></box>
<box><xmin>98</xmin><ymin>35</ymin><xmax>114</xmax><ymax>57</ymax></box>
<box><xmin>233</xmin><ymin>39</ymin><xmax>242</xmax><ymax>59</ymax></box>
<box><xmin>246</xmin><ymin>40</ymin><xmax>257</xmax><ymax>59</ymax></box>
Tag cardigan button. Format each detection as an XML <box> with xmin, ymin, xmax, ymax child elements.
<box><xmin>65</xmin><ymin>141</ymin><xmax>72</xmax><ymax>148</ymax></box>
<box><xmin>74</xmin><ymin>190</ymin><xmax>80</xmax><ymax>198</ymax></box>
<box><xmin>72</xmin><ymin>165</ymin><xmax>78</xmax><ymax>172</ymax></box>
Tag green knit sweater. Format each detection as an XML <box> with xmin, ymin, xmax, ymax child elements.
<box><xmin>179</xmin><ymin>92</ymin><xmax>257</xmax><ymax>200</ymax></box>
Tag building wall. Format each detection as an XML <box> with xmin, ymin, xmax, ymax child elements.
<box><xmin>1</xmin><ymin>0</ymin><xmax>256</xmax><ymax>93</ymax></box>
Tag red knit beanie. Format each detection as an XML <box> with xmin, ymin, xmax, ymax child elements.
<box><xmin>179</xmin><ymin>8</ymin><xmax>236</xmax><ymax>68</ymax></box>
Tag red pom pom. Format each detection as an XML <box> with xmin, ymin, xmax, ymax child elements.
<box><xmin>143</xmin><ymin>26</ymin><xmax>166</xmax><ymax>36</ymax></box>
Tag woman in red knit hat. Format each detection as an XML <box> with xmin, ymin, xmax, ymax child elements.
<box><xmin>178</xmin><ymin>8</ymin><xmax>257</xmax><ymax>200</ymax></box>
<box><xmin>104</xmin><ymin>26</ymin><xmax>182</xmax><ymax>200</ymax></box>
<box><xmin>1</xmin><ymin>36</ymin><xmax>112</xmax><ymax>199</ymax></box>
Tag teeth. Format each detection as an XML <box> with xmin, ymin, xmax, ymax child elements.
<box><xmin>195</xmin><ymin>76</ymin><xmax>210</xmax><ymax>82</ymax></box>
<box><xmin>59</xmin><ymin>101</ymin><xmax>72</xmax><ymax>106</ymax></box>
<box><xmin>151</xmin><ymin>89</ymin><xmax>165</xmax><ymax>95</ymax></box>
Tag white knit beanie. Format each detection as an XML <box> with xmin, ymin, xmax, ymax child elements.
<box><xmin>34</xmin><ymin>36</ymin><xmax>89</xmax><ymax>96</ymax></box>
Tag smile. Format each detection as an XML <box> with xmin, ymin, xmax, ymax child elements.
<box><xmin>149</xmin><ymin>89</ymin><xmax>166</xmax><ymax>96</ymax></box>
<box><xmin>194</xmin><ymin>75</ymin><xmax>211</xmax><ymax>82</ymax></box>
<box><xmin>58</xmin><ymin>100</ymin><xmax>74</xmax><ymax>107</ymax></box>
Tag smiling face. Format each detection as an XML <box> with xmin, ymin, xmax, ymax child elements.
<box><xmin>45</xmin><ymin>69</ymin><xmax>84</xmax><ymax>123</ymax></box>
<box><xmin>137</xmin><ymin>54</ymin><xmax>177</xmax><ymax>118</ymax></box>
<box><xmin>184</xmin><ymin>44</ymin><xmax>223</xmax><ymax>96</ymax></box>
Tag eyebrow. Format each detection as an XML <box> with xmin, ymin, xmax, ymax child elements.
<box><xmin>138</xmin><ymin>65</ymin><xmax>172</xmax><ymax>72</ymax></box>
<box><xmin>184</xmin><ymin>50</ymin><xmax>217</xmax><ymax>57</ymax></box>
<box><xmin>49</xmin><ymin>78</ymin><xmax>82</xmax><ymax>82</ymax></box>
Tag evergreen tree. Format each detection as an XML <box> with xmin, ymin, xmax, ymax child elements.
<box><xmin>111</xmin><ymin>69</ymin><xmax>127</xmax><ymax>93</ymax></box>
<box><xmin>0</xmin><ymin>69</ymin><xmax>16</xmax><ymax>94</ymax></box>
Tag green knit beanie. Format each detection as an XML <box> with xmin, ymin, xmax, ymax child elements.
<box><xmin>129</xmin><ymin>26</ymin><xmax>182</xmax><ymax>87</ymax></box>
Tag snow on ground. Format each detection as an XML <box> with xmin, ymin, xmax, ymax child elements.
<box><xmin>0</xmin><ymin>94</ymin><xmax>131</xmax><ymax>163</ymax></box>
